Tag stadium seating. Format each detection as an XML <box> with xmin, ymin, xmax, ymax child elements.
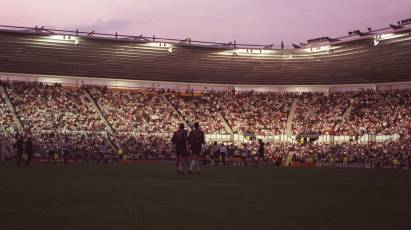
<box><xmin>87</xmin><ymin>86</ymin><xmax>181</xmax><ymax>133</ymax></box>
<box><xmin>6</xmin><ymin>81</ymin><xmax>105</xmax><ymax>131</ymax></box>
<box><xmin>337</xmin><ymin>90</ymin><xmax>411</xmax><ymax>135</ymax></box>
<box><xmin>292</xmin><ymin>92</ymin><xmax>352</xmax><ymax>135</ymax></box>
<box><xmin>214</xmin><ymin>91</ymin><xmax>291</xmax><ymax>135</ymax></box>
<box><xmin>167</xmin><ymin>93</ymin><xmax>227</xmax><ymax>134</ymax></box>
<box><xmin>0</xmin><ymin>80</ymin><xmax>410</xmax><ymax>167</ymax></box>
<box><xmin>0</xmin><ymin>92</ymin><xmax>15</xmax><ymax>135</ymax></box>
<box><xmin>1</xmin><ymin>81</ymin><xmax>411</xmax><ymax>137</ymax></box>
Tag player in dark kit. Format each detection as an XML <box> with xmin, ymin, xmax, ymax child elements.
<box><xmin>171</xmin><ymin>123</ymin><xmax>189</xmax><ymax>174</ymax></box>
<box><xmin>62</xmin><ymin>138</ymin><xmax>70</xmax><ymax>165</ymax></box>
<box><xmin>188</xmin><ymin>122</ymin><xmax>205</xmax><ymax>174</ymax></box>
<box><xmin>14</xmin><ymin>134</ymin><xmax>24</xmax><ymax>166</ymax></box>
<box><xmin>25</xmin><ymin>135</ymin><xmax>34</xmax><ymax>166</ymax></box>
<box><xmin>256</xmin><ymin>139</ymin><xmax>266</xmax><ymax>166</ymax></box>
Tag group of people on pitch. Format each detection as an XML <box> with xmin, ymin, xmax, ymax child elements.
<box><xmin>171</xmin><ymin>122</ymin><xmax>268</xmax><ymax>173</ymax></box>
<box><xmin>171</xmin><ymin>122</ymin><xmax>205</xmax><ymax>174</ymax></box>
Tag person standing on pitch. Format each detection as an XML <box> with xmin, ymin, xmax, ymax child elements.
<box><xmin>171</xmin><ymin>123</ymin><xmax>189</xmax><ymax>174</ymax></box>
<box><xmin>25</xmin><ymin>134</ymin><xmax>34</xmax><ymax>166</ymax></box>
<box><xmin>256</xmin><ymin>139</ymin><xmax>266</xmax><ymax>166</ymax></box>
<box><xmin>14</xmin><ymin>133</ymin><xmax>24</xmax><ymax>166</ymax></box>
<box><xmin>62</xmin><ymin>137</ymin><xmax>70</xmax><ymax>165</ymax></box>
<box><xmin>241</xmin><ymin>143</ymin><xmax>249</xmax><ymax>166</ymax></box>
<box><xmin>188</xmin><ymin>122</ymin><xmax>205</xmax><ymax>174</ymax></box>
<box><xmin>219</xmin><ymin>143</ymin><xmax>227</xmax><ymax>166</ymax></box>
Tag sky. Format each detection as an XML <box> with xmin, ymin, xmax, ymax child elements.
<box><xmin>1</xmin><ymin>0</ymin><xmax>411</xmax><ymax>45</ymax></box>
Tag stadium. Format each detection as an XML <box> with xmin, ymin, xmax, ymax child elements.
<box><xmin>1</xmin><ymin>8</ymin><xmax>411</xmax><ymax>230</ymax></box>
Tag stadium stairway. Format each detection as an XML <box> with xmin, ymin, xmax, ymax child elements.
<box><xmin>217</xmin><ymin>112</ymin><xmax>233</xmax><ymax>134</ymax></box>
<box><xmin>80</xmin><ymin>88</ymin><xmax>119</xmax><ymax>153</ymax></box>
<box><xmin>0</xmin><ymin>84</ymin><xmax>23</xmax><ymax>131</ymax></box>
<box><xmin>105</xmin><ymin>134</ymin><xmax>119</xmax><ymax>153</ymax></box>
<box><xmin>161</xmin><ymin>94</ymin><xmax>189</xmax><ymax>128</ymax></box>
<box><xmin>285</xmin><ymin>98</ymin><xmax>298</xmax><ymax>135</ymax></box>
<box><xmin>81</xmin><ymin>88</ymin><xmax>114</xmax><ymax>134</ymax></box>
<box><xmin>334</xmin><ymin>98</ymin><xmax>355</xmax><ymax>132</ymax></box>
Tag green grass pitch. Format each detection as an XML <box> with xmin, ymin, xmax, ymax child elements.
<box><xmin>0</xmin><ymin>162</ymin><xmax>410</xmax><ymax>230</ymax></box>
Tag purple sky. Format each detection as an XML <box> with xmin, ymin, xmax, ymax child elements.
<box><xmin>2</xmin><ymin>0</ymin><xmax>411</xmax><ymax>44</ymax></box>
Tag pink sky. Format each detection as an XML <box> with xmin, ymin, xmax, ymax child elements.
<box><xmin>1</xmin><ymin>0</ymin><xmax>411</xmax><ymax>44</ymax></box>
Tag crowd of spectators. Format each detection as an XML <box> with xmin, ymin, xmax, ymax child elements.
<box><xmin>289</xmin><ymin>139</ymin><xmax>411</xmax><ymax>168</ymax></box>
<box><xmin>111</xmin><ymin>132</ymin><xmax>173</xmax><ymax>160</ymax></box>
<box><xmin>214</xmin><ymin>91</ymin><xmax>292</xmax><ymax>135</ymax></box>
<box><xmin>177</xmin><ymin>138</ymin><xmax>411</xmax><ymax>168</ymax></box>
<box><xmin>0</xmin><ymin>93</ymin><xmax>15</xmax><ymax>135</ymax></box>
<box><xmin>88</xmin><ymin>86</ymin><xmax>180</xmax><ymax>133</ymax></box>
<box><xmin>167</xmin><ymin>93</ymin><xmax>226</xmax><ymax>134</ymax></box>
<box><xmin>6</xmin><ymin>81</ymin><xmax>105</xmax><ymax>132</ymax></box>
<box><xmin>293</xmin><ymin>92</ymin><xmax>352</xmax><ymax>135</ymax></box>
<box><xmin>0</xmin><ymin>81</ymin><xmax>410</xmax><ymax>169</ymax></box>
<box><xmin>337</xmin><ymin>90</ymin><xmax>411</xmax><ymax>136</ymax></box>
<box><xmin>31</xmin><ymin>131</ymin><xmax>113</xmax><ymax>159</ymax></box>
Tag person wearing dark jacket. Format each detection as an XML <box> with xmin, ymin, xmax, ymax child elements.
<box><xmin>188</xmin><ymin>122</ymin><xmax>205</xmax><ymax>174</ymax></box>
<box><xmin>62</xmin><ymin>138</ymin><xmax>70</xmax><ymax>165</ymax></box>
<box><xmin>256</xmin><ymin>139</ymin><xmax>266</xmax><ymax>167</ymax></box>
<box><xmin>25</xmin><ymin>135</ymin><xmax>34</xmax><ymax>166</ymax></box>
<box><xmin>171</xmin><ymin>123</ymin><xmax>188</xmax><ymax>174</ymax></box>
<box><xmin>15</xmin><ymin>134</ymin><xmax>24</xmax><ymax>166</ymax></box>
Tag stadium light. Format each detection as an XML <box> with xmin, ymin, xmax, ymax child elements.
<box><xmin>302</xmin><ymin>45</ymin><xmax>332</xmax><ymax>53</ymax></box>
<box><xmin>144</xmin><ymin>42</ymin><xmax>175</xmax><ymax>52</ymax></box>
<box><xmin>374</xmin><ymin>39</ymin><xmax>380</xmax><ymax>46</ymax></box>
<box><xmin>145</xmin><ymin>42</ymin><xmax>171</xmax><ymax>47</ymax></box>
<box><xmin>217</xmin><ymin>48</ymin><xmax>274</xmax><ymax>56</ymax></box>
<box><xmin>373</xmin><ymin>33</ymin><xmax>408</xmax><ymax>46</ymax></box>
<box><xmin>43</xmin><ymin>34</ymin><xmax>79</xmax><ymax>45</ymax></box>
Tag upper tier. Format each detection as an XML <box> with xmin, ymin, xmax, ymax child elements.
<box><xmin>0</xmin><ymin>28</ymin><xmax>410</xmax><ymax>85</ymax></box>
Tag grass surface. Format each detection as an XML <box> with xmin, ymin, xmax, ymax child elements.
<box><xmin>0</xmin><ymin>162</ymin><xmax>410</xmax><ymax>230</ymax></box>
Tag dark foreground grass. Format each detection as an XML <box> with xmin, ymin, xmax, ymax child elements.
<box><xmin>0</xmin><ymin>162</ymin><xmax>410</xmax><ymax>230</ymax></box>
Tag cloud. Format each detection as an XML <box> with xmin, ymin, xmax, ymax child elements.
<box><xmin>66</xmin><ymin>19</ymin><xmax>132</xmax><ymax>33</ymax></box>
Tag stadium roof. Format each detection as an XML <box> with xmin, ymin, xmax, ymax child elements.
<box><xmin>0</xmin><ymin>24</ymin><xmax>410</xmax><ymax>85</ymax></box>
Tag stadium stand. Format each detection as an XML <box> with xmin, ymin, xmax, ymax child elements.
<box><xmin>214</xmin><ymin>91</ymin><xmax>292</xmax><ymax>135</ymax></box>
<box><xmin>337</xmin><ymin>90</ymin><xmax>411</xmax><ymax>136</ymax></box>
<box><xmin>167</xmin><ymin>92</ymin><xmax>227</xmax><ymax>134</ymax></box>
<box><xmin>0</xmin><ymin>24</ymin><xmax>410</xmax><ymax>168</ymax></box>
<box><xmin>6</xmin><ymin>81</ymin><xmax>105</xmax><ymax>132</ymax></box>
<box><xmin>0</xmin><ymin>92</ymin><xmax>15</xmax><ymax>135</ymax></box>
<box><xmin>292</xmin><ymin>92</ymin><xmax>352</xmax><ymax>135</ymax></box>
<box><xmin>87</xmin><ymin>86</ymin><xmax>181</xmax><ymax>133</ymax></box>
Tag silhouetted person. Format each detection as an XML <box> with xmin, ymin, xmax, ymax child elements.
<box><xmin>25</xmin><ymin>135</ymin><xmax>34</xmax><ymax>166</ymax></box>
<box><xmin>256</xmin><ymin>139</ymin><xmax>266</xmax><ymax>166</ymax></box>
<box><xmin>171</xmin><ymin>123</ymin><xmax>188</xmax><ymax>174</ymax></box>
<box><xmin>213</xmin><ymin>142</ymin><xmax>220</xmax><ymax>165</ymax></box>
<box><xmin>241</xmin><ymin>143</ymin><xmax>249</xmax><ymax>166</ymax></box>
<box><xmin>15</xmin><ymin>134</ymin><xmax>24</xmax><ymax>166</ymax></box>
<box><xmin>220</xmin><ymin>143</ymin><xmax>227</xmax><ymax>166</ymax></box>
<box><xmin>48</xmin><ymin>148</ymin><xmax>56</xmax><ymax>166</ymax></box>
<box><xmin>62</xmin><ymin>138</ymin><xmax>70</xmax><ymax>165</ymax></box>
<box><xmin>188</xmin><ymin>122</ymin><xmax>205</xmax><ymax>174</ymax></box>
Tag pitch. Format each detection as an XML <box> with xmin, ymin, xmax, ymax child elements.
<box><xmin>0</xmin><ymin>162</ymin><xmax>410</xmax><ymax>230</ymax></box>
